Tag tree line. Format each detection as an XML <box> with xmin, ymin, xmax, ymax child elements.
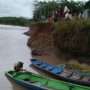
<box><xmin>33</xmin><ymin>0</ymin><xmax>89</xmax><ymax>22</ymax></box>
<box><xmin>0</xmin><ymin>17</ymin><xmax>32</xmax><ymax>26</ymax></box>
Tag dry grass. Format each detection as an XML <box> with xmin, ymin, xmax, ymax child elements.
<box><xmin>53</xmin><ymin>20</ymin><xmax>90</xmax><ymax>56</ymax></box>
<box><xmin>66</xmin><ymin>60</ymin><xmax>90</xmax><ymax>72</ymax></box>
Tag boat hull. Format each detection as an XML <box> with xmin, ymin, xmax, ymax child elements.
<box><xmin>5</xmin><ymin>70</ymin><xmax>90</xmax><ymax>90</ymax></box>
<box><xmin>30</xmin><ymin>58</ymin><xmax>90</xmax><ymax>87</ymax></box>
<box><xmin>5</xmin><ymin>72</ymin><xmax>46</xmax><ymax>90</ymax></box>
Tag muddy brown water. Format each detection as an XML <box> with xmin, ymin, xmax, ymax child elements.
<box><xmin>0</xmin><ymin>25</ymin><xmax>38</xmax><ymax>90</ymax></box>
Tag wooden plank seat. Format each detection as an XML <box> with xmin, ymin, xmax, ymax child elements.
<box><xmin>80</xmin><ymin>77</ymin><xmax>90</xmax><ymax>81</ymax></box>
<box><xmin>23</xmin><ymin>78</ymin><xmax>39</xmax><ymax>83</ymax></box>
<box><xmin>59</xmin><ymin>70</ymin><xmax>73</xmax><ymax>77</ymax></box>
<box><xmin>41</xmin><ymin>84</ymin><xmax>60</xmax><ymax>90</ymax></box>
<box><xmin>70</xmin><ymin>73</ymin><xmax>82</xmax><ymax>80</ymax></box>
<box><xmin>28</xmin><ymin>80</ymin><xmax>39</xmax><ymax>83</ymax></box>
<box><xmin>40</xmin><ymin>63</ymin><xmax>49</xmax><ymax>68</ymax></box>
<box><xmin>45</xmin><ymin>65</ymin><xmax>55</xmax><ymax>71</ymax></box>
<box><xmin>51</xmin><ymin>67</ymin><xmax>63</xmax><ymax>74</ymax></box>
<box><xmin>34</xmin><ymin>60</ymin><xmax>43</xmax><ymax>65</ymax></box>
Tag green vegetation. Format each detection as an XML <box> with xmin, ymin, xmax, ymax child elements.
<box><xmin>29</xmin><ymin>20</ymin><xmax>90</xmax><ymax>70</ymax></box>
<box><xmin>33</xmin><ymin>0</ymin><xmax>85</xmax><ymax>21</ymax></box>
<box><xmin>30</xmin><ymin>0</ymin><xmax>90</xmax><ymax>70</ymax></box>
<box><xmin>0</xmin><ymin>17</ymin><xmax>32</xmax><ymax>26</ymax></box>
<box><xmin>85</xmin><ymin>0</ymin><xmax>90</xmax><ymax>9</ymax></box>
<box><xmin>53</xmin><ymin>20</ymin><xmax>90</xmax><ymax>56</ymax></box>
<box><xmin>66</xmin><ymin>60</ymin><xmax>90</xmax><ymax>72</ymax></box>
<box><xmin>30</xmin><ymin>20</ymin><xmax>90</xmax><ymax>57</ymax></box>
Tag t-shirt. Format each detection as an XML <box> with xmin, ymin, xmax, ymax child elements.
<box><xmin>64</xmin><ymin>6</ymin><xmax>70</xmax><ymax>13</ymax></box>
<box><xmin>65</xmin><ymin>13</ymin><xmax>73</xmax><ymax>20</ymax></box>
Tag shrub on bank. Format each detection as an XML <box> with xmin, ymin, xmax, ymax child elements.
<box><xmin>29</xmin><ymin>20</ymin><xmax>90</xmax><ymax>56</ymax></box>
<box><xmin>53</xmin><ymin>20</ymin><xmax>90</xmax><ymax>56</ymax></box>
<box><xmin>66</xmin><ymin>60</ymin><xmax>90</xmax><ymax>72</ymax></box>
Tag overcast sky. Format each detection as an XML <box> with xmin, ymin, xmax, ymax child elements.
<box><xmin>0</xmin><ymin>0</ymin><xmax>88</xmax><ymax>19</ymax></box>
<box><xmin>0</xmin><ymin>0</ymin><xmax>33</xmax><ymax>18</ymax></box>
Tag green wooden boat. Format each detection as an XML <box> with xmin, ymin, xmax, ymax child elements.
<box><xmin>5</xmin><ymin>70</ymin><xmax>90</xmax><ymax>90</ymax></box>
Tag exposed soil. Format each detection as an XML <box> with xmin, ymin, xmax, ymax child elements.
<box><xmin>25</xmin><ymin>23</ymin><xmax>90</xmax><ymax>72</ymax></box>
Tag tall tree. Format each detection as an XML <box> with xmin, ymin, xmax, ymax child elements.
<box><xmin>85</xmin><ymin>0</ymin><xmax>90</xmax><ymax>9</ymax></box>
<box><xmin>33</xmin><ymin>0</ymin><xmax>85</xmax><ymax>21</ymax></box>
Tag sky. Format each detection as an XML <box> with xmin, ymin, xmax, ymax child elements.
<box><xmin>0</xmin><ymin>0</ymin><xmax>33</xmax><ymax>18</ymax></box>
<box><xmin>0</xmin><ymin>0</ymin><xmax>88</xmax><ymax>19</ymax></box>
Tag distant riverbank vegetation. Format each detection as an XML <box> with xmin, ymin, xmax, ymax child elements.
<box><xmin>0</xmin><ymin>17</ymin><xmax>32</xmax><ymax>26</ymax></box>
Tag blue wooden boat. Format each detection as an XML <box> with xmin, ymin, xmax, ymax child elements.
<box><xmin>30</xmin><ymin>58</ymin><xmax>90</xmax><ymax>87</ymax></box>
<box><xmin>57</xmin><ymin>64</ymin><xmax>90</xmax><ymax>77</ymax></box>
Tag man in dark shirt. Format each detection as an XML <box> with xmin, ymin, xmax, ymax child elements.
<box><xmin>14</xmin><ymin>62</ymin><xmax>23</xmax><ymax>72</ymax></box>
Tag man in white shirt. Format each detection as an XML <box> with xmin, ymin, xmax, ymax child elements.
<box><xmin>63</xmin><ymin>6</ymin><xmax>73</xmax><ymax>20</ymax></box>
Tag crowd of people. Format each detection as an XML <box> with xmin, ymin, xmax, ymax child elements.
<box><xmin>39</xmin><ymin>5</ymin><xmax>73</xmax><ymax>22</ymax></box>
<box><xmin>35</xmin><ymin>5</ymin><xmax>90</xmax><ymax>22</ymax></box>
<box><xmin>34</xmin><ymin>5</ymin><xmax>74</xmax><ymax>22</ymax></box>
<box><xmin>48</xmin><ymin>5</ymin><xmax>73</xmax><ymax>22</ymax></box>
<box><xmin>34</xmin><ymin>0</ymin><xmax>90</xmax><ymax>22</ymax></box>
<box><xmin>78</xmin><ymin>9</ymin><xmax>90</xmax><ymax>19</ymax></box>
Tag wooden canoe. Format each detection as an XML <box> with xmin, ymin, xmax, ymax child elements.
<box><xmin>5</xmin><ymin>70</ymin><xmax>90</xmax><ymax>90</ymax></box>
<box><xmin>57</xmin><ymin>64</ymin><xmax>90</xmax><ymax>77</ymax></box>
<box><xmin>30</xmin><ymin>58</ymin><xmax>90</xmax><ymax>87</ymax></box>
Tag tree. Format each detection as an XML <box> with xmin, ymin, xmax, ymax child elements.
<box><xmin>33</xmin><ymin>0</ymin><xmax>85</xmax><ymax>21</ymax></box>
<box><xmin>85</xmin><ymin>0</ymin><xmax>90</xmax><ymax>9</ymax></box>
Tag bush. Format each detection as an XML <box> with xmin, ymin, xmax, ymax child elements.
<box><xmin>66</xmin><ymin>60</ymin><xmax>90</xmax><ymax>72</ymax></box>
<box><xmin>66</xmin><ymin>60</ymin><xmax>83</xmax><ymax>70</ymax></box>
<box><xmin>53</xmin><ymin>19</ymin><xmax>90</xmax><ymax>56</ymax></box>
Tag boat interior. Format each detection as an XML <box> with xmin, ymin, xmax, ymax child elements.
<box><xmin>8</xmin><ymin>71</ymin><xmax>69</xmax><ymax>90</ymax></box>
<box><xmin>31</xmin><ymin>59</ymin><xmax>90</xmax><ymax>82</ymax></box>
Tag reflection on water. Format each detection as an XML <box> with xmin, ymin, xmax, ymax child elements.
<box><xmin>0</xmin><ymin>25</ymin><xmax>33</xmax><ymax>90</ymax></box>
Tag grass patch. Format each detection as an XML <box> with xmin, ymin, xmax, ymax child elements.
<box><xmin>53</xmin><ymin>19</ymin><xmax>90</xmax><ymax>56</ymax></box>
<box><xmin>66</xmin><ymin>60</ymin><xmax>90</xmax><ymax>72</ymax></box>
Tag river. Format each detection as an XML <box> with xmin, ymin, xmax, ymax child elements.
<box><xmin>0</xmin><ymin>25</ymin><xmax>35</xmax><ymax>90</ymax></box>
